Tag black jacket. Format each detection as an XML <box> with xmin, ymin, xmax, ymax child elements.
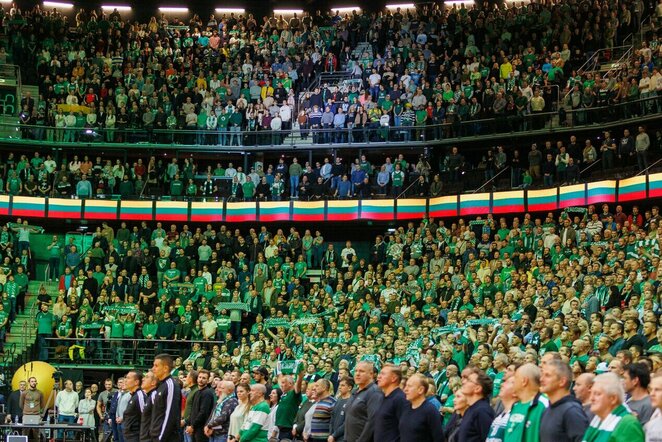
<box><xmin>457</xmin><ymin>397</ymin><xmax>495</xmax><ymax>442</ymax></box>
<box><xmin>190</xmin><ymin>385</ymin><xmax>216</xmax><ymax>431</ymax></box>
<box><xmin>150</xmin><ymin>376</ymin><xmax>182</xmax><ymax>442</ymax></box>
<box><xmin>139</xmin><ymin>390</ymin><xmax>155</xmax><ymax>442</ymax></box>
<box><xmin>539</xmin><ymin>394</ymin><xmax>589</xmax><ymax>442</ymax></box>
<box><xmin>123</xmin><ymin>389</ymin><xmax>146</xmax><ymax>442</ymax></box>
<box><xmin>344</xmin><ymin>382</ymin><xmax>384</xmax><ymax>442</ymax></box>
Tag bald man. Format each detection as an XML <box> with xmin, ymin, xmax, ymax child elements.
<box><xmin>240</xmin><ymin>384</ymin><xmax>270</xmax><ymax>442</ymax></box>
<box><xmin>205</xmin><ymin>381</ymin><xmax>238</xmax><ymax>439</ymax></box>
<box><xmin>503</xmin><ymin>363</ymin><xmax>549</xmax><ymax>442</ymax></box>
<box><xmin>399</xmin><ymin>373</ymin><xmax>443</xmax><ymax>442</ymax></box>
<box><xmin>140</xmin><ymin>371</ymin><xmax>158</xmax><ymax>442</ymax></box>
<box><xmin>345</xmin><ymin>361</ymin><xmax>383</xmax><ymax>442</ymax></box>
<box><xmin>573</xmin><ymin>373</ymin><xmax>595</xmax><ymax>420</ymax></box>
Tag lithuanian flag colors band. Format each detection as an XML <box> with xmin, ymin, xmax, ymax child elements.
<box><xmin>3</xmin><ymin>173</ymin><xmax>662</xmax><ymax>223</ymax></box>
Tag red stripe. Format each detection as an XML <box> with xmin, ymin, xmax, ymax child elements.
<box><xmin>528</xmin><ymin>203</ymin><xmax>557</xmax><ymax>212</ymax></box>
<box><xmin>327</xmin><ymin>214</ymin><xmax>358</xmax><ymax>221</ymax></box>
<box><xmin>292</xmin><ymin>214</ymin><xmax>325</xmax><ymax>221</ymax></box>
<box><xmin>85</xmin><ymin>212</ymin><xmax>116</xmax><ymax>220</ymax></box>
<box><xmin>493</xmin><ymin>204</ymin><xmax>524</xmax><ymax>214</ymax></box>
<box><xmin>155</xmin><ymin>214</ymin><xmax>188</xmax><ymax>221</ymax></box>
<box><xmin>259</xmin><ymin>214</ymin><xmax>290</xmax><ymax>222</ymax></box>
<box><xmin>190</xmin><ymin>214</ymin><xmax>223</xmax><ymax>222</ymax></box>
<box><xmin>362</xmin><ymin>212</ymin><xmax>393</xmax><ymax>220</ymax></box>
<box><xmin>226</xmin><ymin>215</ymin><xmax>256</xmax><ymax>222</ymax></box>
<box><xmin>559</xmin><ymin>197</ymin><xmax>586</xmax><ymax>208</ymax></box>
<box><xmin>396</xmin><ymin>212</ymin><xmax>425</xmax><ymax>220</ymax></box>
<box><xmin>460</xmin><ymin>207</ymin><xmax>489</xmax><ymax>216</ymax></box>
<box><xmin>48</xmin><ymin>210</ymin><xmax>81</xmax><ymax>219</ymax></box>
<box><xmin>648</xmin><ymin>189</ymin><xmax>662</xmax><ymax>198</ymax></box>
<box><xmin>13</xmin><ymin>208</ymin><xmax>46</xmax><ymax>217</ymax></box>
<box><xmin>588</xmin><ymin>194</ymin><xmax>616</xmax><ymax>204</ymax></box>
<box><xmin>429</xmin><ymin>209</ymin><xmax>457</xmax><ymax>217</ymax></box>
<box><xmin>618</xmin><ymin>190</ymin><xmax>647</xmax><ymax>202</ymax></box>
<box><xmin>121</xmin><ymin>213</ymin><xmax>153</xmax><ymax>221</ymax></box>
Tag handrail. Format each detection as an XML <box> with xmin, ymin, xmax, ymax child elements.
<box><xmin>396</xmin><ymin>176</ymin><xmax>420</xmax><ymax>199</ymax></box>
<box><xmin>473</xmin><ymin>166</ymin><xmax>510</xmax><ymax>193</ymax></box>
<box><xmin>1</xmin><ymin>95</ymin><xmax>659</xmax><ymax>151</ymax></box>
<box><xmin>636</xmin><ymin>157</ymin><xmax>662</xmax><ymax>176</ymax></box>
<box><xmin>580</xmin><ymin>158</ymin><xmax>602</xmax><ymax>175</ymax></box>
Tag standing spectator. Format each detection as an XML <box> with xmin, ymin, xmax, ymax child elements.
<box><xmin>345</xmin><ymin>361</ymin><xmax>383</xmax><ymax>442</ymax></box>
<box><xmin>528</xmin><ymin>144</ymin><xmax>542</xmax><ymax>181</ymax></box>
<box><xmin>310</xmin><ymin>379</ymin><xmax>336</xmax><ymax>442</ymax></box>
<box><xmin>151</xmin><ymin>354</ymin><xmax>182</xmax><ymax>442</ymax></box>
<box><xmin>187</xmin><ymin>369</ymin><xmax>216</xmax><ymax>442</ymax></box>
<box><xmin>205</xmin><ymin>381</ymin><xmax>238</xmax><ymax>441</ymax></box>
<box><xmin>374</xmin><ymin>364</ymin><xmax>407</xmax><ymax>442</ymax></box>
<box><xmin>581</xmin><ymin>373</ymin><xmax>644</xmax><ymax>442</ymax></box>
<box><xmin>239</xmin><ymin>384</ymin><xmax>271</xmax><ymax>442</ymax></box>
<box><xmin>458</xmin><ymin>367</ymin><xmax>495</xmax><ymax>442</ymax></box>
<box><xmin>624</xmin><ymin>363</ymin><xmax>654</xmax><ymax>425</ymax></box>
<box><xmin>646</xmin><ymin>372</ymin><xmax>662</xmax><ymax>442</ymax></box>
<box><xmin>55</xmin><ymin>380</ymin><xmax>80</xmax><ymax>431</ymax></box>
<box><xmin>503</xmin><ymin>364</ymin><xmax>548</xmax><ymax>442</ymax></box>
<box><xmin>35</xmin><ymin>303</ymin><xmax>54</xmax><ymax>361</ymax></box>
<box><xmin>122</xmin><ymin>370</ymin><xmax>145</xmax><ymax>442</ymax></box>
<box><xmin>329</xmin><ymin>377</ymin><xmax>354</xmax><ymax>442</ymax></box>
<box><xmin>636</xmin><ymin>126</ymin><xmax>650</xmax><ymax>171</ymax></box>
<box><xmin>289</xmin><ymin>158</ymin><xmax>303</xmax><ymax>199</ymax></box>
<box><xmin>140</xmin><ymin>371</ymin><xmax>158</xmax><ymax>442</ymax></box>
<box><xmin>487</xmin><ymin>375</ymin><xmax>516</xmax><ymax>442</ymax></box>
<box><xmin>539</xmin><ymin>360</ymin><xmax>589</xmax><ymax>442</ymax></box>
<box><xmin>76</xmin><ymin>174</ymin><xmax>93</xmax><ymax>198</ymax></box>
<box><xmin>5</xmin><ymin>380</ymin><xmax>25</xmax><ymax>423</ymax></box>
<box><xmin>399</xmin><ymin>373</ymin><xmax>444</xmax><ymax>442</ymax></box>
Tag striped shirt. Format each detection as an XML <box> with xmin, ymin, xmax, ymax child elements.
<box><xmin>240</xmin><ymin>400</ymin><xmax>270</xmax><ymax>442</ymax></box>
<box><xmin>310</xmin><ymin>395</ymin><xmax>337</xmax><ymax>439</ymax></box>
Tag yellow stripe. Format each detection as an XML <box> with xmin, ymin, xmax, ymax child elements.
<box><xmin>47</xmin><ymin>197</ymin><xmax>81</xmax><ymax>208</ymax></box>
<box><xmin>492</xmin><ymin>190</ymin><xmax>524</xmax><ymax>202</ymax></box>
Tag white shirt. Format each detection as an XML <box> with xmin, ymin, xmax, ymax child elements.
<box><xmin>645</xmin><ymin>408</ymin><xmax>662</xmax><ymax>442</ymax></box>
<box><xmin>369</xmin><ymin>73</ymin><xmax>381</xmax><ymax>86</ymax></box>
<box><xmin>55</xmin><ymin>389</ymin><xmax>79</xmax><ymax>416</ymax></box>
<box><xmin>279</xmin><ymin>105</ymin><xmax>292</xmax><ymax>122</ymax></box>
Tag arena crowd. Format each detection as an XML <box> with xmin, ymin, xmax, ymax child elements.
<box><xmin>1</xmin><ymin>0</ymin><xmax>660</xmax><ymax>145</ymax></box>
<box><xmin>1</xmin><ymin>199</ymin><xmax>656</xmax><ymax>441</ymax></box>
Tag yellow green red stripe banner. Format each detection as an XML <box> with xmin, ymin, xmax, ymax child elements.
<box><xmin>618</xmin><ymin>175</ymin><xmax>647</xmax><ymax>201</ymax></box>
<box><xmin>226</xmin><ymin>202</ymin><xmax>256</xmax><ymax>222</ymax></box>
<box><xmin>292</xmin><ymin>201</ymin><xmax>325</xmax><ymax>221</ymax></box>
<box><xmin>11</xmin><ymin>195</ymin><xmax>46</xmax><ymax>218</ymax></box>
<box><xmin>587</xmin><ymin>181</ymin><xmax>616</xmax><ymax>204</ymax></box>
<box><xmin>259</xmin><ymin>201</ymin><xmax>291</xmax><ymax>222</ymax></box>
<box><xmin>119</xmin><ymin>200</ymin><xmax>153</xmax><ymax>221</ymax></box>
<box><xmin>83</xmin><ymin>199</ymin><xmax>118</xmax><ymax>220</ymax></box>
<box><xmin>46</xmin><ymin>197</ymin><xmax>81</xmax><ymax>219</ymax></box>
<box><xmin>459</xmin><ymin>193</ymin><xmax>490</xmax><ymax>216</ymax></box>
<box><xmin>559</xmin><ymin>184</ymin><xmax>586</xmax><ymax>208</ymax></box>
<box><xmin>190</xmin><ymin>201</ymin><xmax>223</xmax><ymax>222</ymax></box>
<box><xmin>396</xmin><ymin>198</ymin><xmax>427</xmax><ymax>220</ymax></box>
<box><xmin>0</xmin><ymin>195</ymin><xmax>9</xmax><ymax>216</ymax></box>
<box><xmin>327</xmin><ymin>200</ymin><xmax>359</xmax><ymax>221</ymax></box>
<box><xmin>649</xmin><ymin>173</ymin><xmax>662</xmax><ymax>199</ymax></box>
<box><xmin>362</xmin><ymin>199</ymin><xmax>395</xmax><ymax>220</ymax></box>
<box><xmin>527</xmin><ymin>188</ymin><xmax>558</xmax><ymax>212</ymax></box>
<box><xmin>428</xmin><ymin>196</ymin><xmax>457</xmax><ymax>218</ymax></box>
<box><xmin>492</xmin><ymin>191</ymin><xmax>525</xmax><ymax>214</ymax></box>
<box><xmin>155</xmin><ymin>201</ymin><xmax>188</xmax><ymax>222</ymax></box>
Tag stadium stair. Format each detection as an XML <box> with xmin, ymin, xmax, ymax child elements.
<box><xmin>0</xmin><ymin>281</ymin><xmax>56</xmax><ymax>379</ymax></box>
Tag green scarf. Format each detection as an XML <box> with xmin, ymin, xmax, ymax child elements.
<box><xmin>581</xmin><ymin>405</ymin><xmax>630</xmax><ymax>442</ymax></box>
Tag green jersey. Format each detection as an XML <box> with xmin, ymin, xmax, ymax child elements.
<box><xmin>239</xmin><ymin>400</ymin><xmax>270</xmax><ymax>442</ymax></box>
<box><xmin>504</xmin><ymin>395</ymin><xmax>549</xmax><ymax>442</ymax></box>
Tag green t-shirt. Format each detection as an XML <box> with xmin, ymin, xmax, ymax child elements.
<box><xmin>504</xmin><ymin>396</ymin><xmax>549</xmax><ymax>442</ymax></box>
<box><xmin>37</xmin><ymin>311</ymin><xmax>54</xmax><ymax>334</ymax></box>
<box><xmin>275</xmin><ymin>389</ymin><xmax>302</xmax><ymax>427</ymax></box>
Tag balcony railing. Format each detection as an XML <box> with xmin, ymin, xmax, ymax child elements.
<box><xmin>2</xmin><ymin>96</ymin><xmax>660</xmax><ymax>151</ymax></box>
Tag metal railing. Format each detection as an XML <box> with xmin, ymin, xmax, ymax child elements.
<box><xmin>42</xmin><ymin>336</ymin><xmax>241</xmax><ymax>368</ymax></box>
<box><xmin>1</xmin><ymin>95</ymin><xmax>659</xmax><ymax>151</ymax></box>
<box><xmin>473</xmin><ymin>166</ymin><xmax>511</xmax><ymax>193</ymax></box>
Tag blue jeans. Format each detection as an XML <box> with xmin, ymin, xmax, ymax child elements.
<box><xmin>290</xmin><ymin>175</ymin><xmax>300</xmax><ymax>197</ymax></box>
<box><xmin>210</xmin><ymin>435</ymin><xmax>227</xmax><ymax>442</ymax></box>
<box><xmin>38</xmin><ymin>334</ymin><xmax>49</xmax><ymax>361</ymax></box>
<box><xmin>58</xmin><ymin>414</ymin><xmax>76</xmax><ymax>439</ymax></box>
